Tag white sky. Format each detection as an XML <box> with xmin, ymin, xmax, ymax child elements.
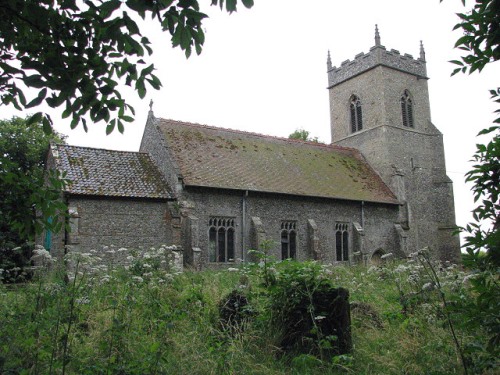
<box><xmin>2</xmin><ymin>0</ymin><xmax>499</xmax><ymax>241</ymax></box>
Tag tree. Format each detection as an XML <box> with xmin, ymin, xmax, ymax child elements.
<box><xmin>0</xmin><ymin>0</ymin><xmax>254</xmax><ymax>134</ymax></box>
<box><xmin>288</xmin><ymin>128</ymin><xmax>319</xmax><ymax>142</ymax></box>
<box><xmin>0</xmin><ymin>116</ymin><xmax>67</xmax><ymax>282</ymax></box>
<box><xmin>445</xmin><ymin>0</ymin><xmax>500</xmax><ymax>369</ymax></box>
<box><xmin>447</xmin><ymin>0</ymin><xmax>500</xmax><ymax>74</ymax></box>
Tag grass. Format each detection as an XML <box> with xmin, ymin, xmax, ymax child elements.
<box><xmin>0</xmin><ymin>246</ymin><xmax>495</xmax><ymax>374</ymax></box>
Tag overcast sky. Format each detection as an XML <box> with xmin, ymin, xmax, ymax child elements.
<box><xmin>3</xmin><ymin>0</ymin><xmax>499</xmax><ymax>240</ymax></box>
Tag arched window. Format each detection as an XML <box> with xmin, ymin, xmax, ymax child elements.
<box><xmin>350</xmin><ymin>95</ymin><xmax>363</xmax><ymax>133</ymax></box>
<box><xmin>335</xmin><ymin>223</ymin><xmax>349</xmax><ymax>262</ymax></box>
<box><xmin>401</xmin><ymin>90</ymin><xmax>414</xmax><ymax>128</ymax></box>
<box><xmin>281</xmin><ymin>221</ymin><xmax>297</xmax><ymax>260</ymax></box>
<box><xmin>208</xmin><ymin>217</ymin><xmax>235</xmax><ymax>262</ymax></box>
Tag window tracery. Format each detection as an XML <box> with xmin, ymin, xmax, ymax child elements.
<box><xmin>208</xmin><ymin>217</ymin><xmax>235</xmax><ymax>262</ymax></box>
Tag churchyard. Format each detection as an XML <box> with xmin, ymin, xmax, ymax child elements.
<box><xmin>0</xmin><ymin>245</ymin><xmax>494</xmax><ymax>374</ymax></box>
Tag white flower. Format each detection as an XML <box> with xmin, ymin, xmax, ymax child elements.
<box><xmin>76</xmin><ymin>297</ymin><xmax>90</xmax><ymax>305</ymax></box>
<box><xmin>394</xmin><ymin>264</ymin><xmax>408</xmax><ymax>273</ymax></box>
<box><xmin>422</xmin><ymin>282</ymin><xmax>434</xmax><ymax>291</ymax></box>
<box><xmin>381</xmin><ymin>253</ymin><xmax>393</xmax><ymax>260</ymax></box>
<box><xmin>132</xmin><ymin>276</ymin><xmax>143</xmax><ymax>283</ymax></box>
<box><xmin>462</xmin><ymin>274</ymin><xmax>476</xmax><ymax>284</ymax></box>
<box><xmin>227</xmin><ymin>268</ymin><xmax>239</xmax><ymax>272</ymax></box>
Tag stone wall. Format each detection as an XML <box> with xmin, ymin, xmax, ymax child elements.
<box><xmin>180</xmin><ymin>187</ymin><xmax>400</xmax><ymax>267</ymax></box>
<box><xmin>328</xmin><ymin>49</ymin><xmax>461</xmax><ymax>260</ymax></box>
<box><xmin>63</xmin><ymin>196</ymin><xmax>174</xmax><ymax>256</ymax></box>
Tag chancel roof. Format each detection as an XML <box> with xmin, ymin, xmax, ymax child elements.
<box><xmin>52</xmin><ymin>144</ymin><xmax>172</xmax><ymax>199</ymax></box>
<box><xmin>157</xmin><ymin>119</ymin><xmax>399</xmax><ymax>204</ymax></box>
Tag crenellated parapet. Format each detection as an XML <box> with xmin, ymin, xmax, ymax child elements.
<box><xmin>327</xmin><ymin>26</ymin><xmax>427</xmax><ymax>88</ymax></box>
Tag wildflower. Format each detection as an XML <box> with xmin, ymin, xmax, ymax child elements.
<box><xmin>132</xmin><ymin>276</ymin><xmax>144</xmax><ymax>283</ymax></box>
<box><xmin>462</xmin><ymin>274</ymin><xmax>477</xmax><ymax>284</ymax></box>
<box><xmin>314</xmin><ymin>315</ymin><xmax>326</xmax><ymax>321</ymax></box>
<box><xmin>101</xmin><ymin>275</ymin><xmax>111</xmax><ymax>283</ymax></box>
<box><xmin>227</xmin><ymin>268</ymin><xmax>239</xmax><ymax>272</ymax></box>
<box><xmin>422</xmin><ymin>282</ymin><xmax>434</xmax><ymax>291</ymax></box>
<box><xmin>381</xmin><ymin>253</ymin><xmax>393</xmax><ymax>260</ymax></box>
<box><xmin>76</xmin><ymin>297</ymin><xmax>90</xmax><ymax>305</ymax></box>
<box><xmin>394</xmin><ymin>264</ymin><xmax>408</xmax><ymax>273</ymax></box>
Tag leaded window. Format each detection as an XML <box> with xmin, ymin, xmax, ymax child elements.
<box><xmin>401</xmin><ymin>90</ymin><xmax>414</xmax><ymax>128</ymax></box>
<box><xmin>281</xmin><ymin>221</ymin><xmax>297</xmax><ymax>260</ymax></box>
<box><xmin>208</xmin><ymin>217</ymin><xmax>235</xmax><ymax>262</ymax></box>
<box><xmin>335</xmin><ymin>222</ymin><xmax>349</xmax><ymax>262</ymax></box>
<box><xmin>350</xmin><ymin>95</ymin><xmax>363</xmax><ymax>133</ymax></box>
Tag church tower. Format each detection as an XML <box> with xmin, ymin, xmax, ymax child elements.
<box><xmin>327</xmin><ymin>26</ymin><xmax>460</xmax><ymax>262</ymax></box>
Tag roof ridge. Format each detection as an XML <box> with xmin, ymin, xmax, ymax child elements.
<box><xmin>158</xmin><ymin>118</ymin><xmax>358</xmax><ymax>152</ymax></box>
<box><xmin>56</xmin><ymin>143</ymin><xmax>148</xmax><ymax>155</ymax></box>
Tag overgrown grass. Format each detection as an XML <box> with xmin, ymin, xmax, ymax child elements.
<box><xmin>0</xmin><ymin>247</ymin><xmax>496</xmax><ymax>374</ymax></box>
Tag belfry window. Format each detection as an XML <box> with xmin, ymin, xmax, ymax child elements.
<box><xmin>350</xmin><ymin>95</ymin><xmax>363</xmax><ymax>133</ymax></box>
<box><xmin>335</xmin><ymin>223</ymin><xmax>349</xmax><ymax>262</ymax></box>
<box><xmin>281</xmin><ymin>221</ymin><xmax>297</xmax><ymax>260</ymax></box>
<box><xmin>401</xmin><ymin>90</ymin><xmax>414</xmax><ymax>128</ymax></box>
<box><xmin>208</xmin><ymin>217</ymin><xmax>235</xmax><ymax>262</ymax></box>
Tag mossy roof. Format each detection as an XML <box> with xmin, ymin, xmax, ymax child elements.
<box><xmin>53</xmin><ymin>144</ymin><xmax>172</xmax><ymax>199</ymax></box>
<box><xmin>158</xmin><ymin>119</ymin><xmax>399</xmax><ymax>204</ymax></box>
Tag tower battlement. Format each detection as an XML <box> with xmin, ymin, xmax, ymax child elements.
<box><xmin>327</xmin><ymin>26</ymin><xmax>427</xmax><ymax>88</ymax></box>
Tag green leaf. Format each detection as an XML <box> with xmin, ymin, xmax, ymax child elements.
<box><xmin>117</xmin><ymin>119</ymin><xmax>124</xmax><ymax>133</ymax></box>
<box><xmin>100</xmin><ymin>0</ymin><xmax>121</xmax><ymax>19</ymax></box>
<box><xmin>241</xmin><ymin>0</ymin><xmax>254</xmax><ymax>8</ymax></box>
<box><xmin>106</xmin><ymin>119</ymin><xmax>116</xmax><ymax>135</ymax></box>
<box><xmin>449</xmin><ymin>60</ymin><xmax>464</xmax><ymax>66</ymax></box>
<box><xmin>26</xmin><ymin>88</ymin><xmax>48</xmax><ymax>108</ymax></box>
<box><xmin>23</xmin><ymin>74</ymin><xmax>45</xmax><ymax>88</ymax></box>
<box><xmin>27</xmin><ymin>112</ymin><xmax>43</xmax><ymax>126</ymax></box>
<box><xmin>120</xmin><ymin>115</ymin><xmax>134</xmax><ymax>122</ymax></box>
<box><xmin>42</xmin><ymin>116</ymin><xmax>53</xmax><ymax>134</ymax></box>
<box><xmin>226</xmin><ymin>0</ymin><xmax>237</xmax><ymax>13</ymax></box>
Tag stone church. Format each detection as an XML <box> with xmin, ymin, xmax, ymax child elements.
<box><xmin>43</xmin><ymin>28</ymin><xmax>461</xmax><ymax>267</ymax></box>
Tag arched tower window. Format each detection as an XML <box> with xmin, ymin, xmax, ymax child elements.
<box><xmin>350</xmin><ymin>95</ymin><xmax>363</xmax><ymax>133</ymax></box>
<box><xmin>401</xmin><ymin>90</ymin><xmax>414</xmax><ymax>128</ymax></box>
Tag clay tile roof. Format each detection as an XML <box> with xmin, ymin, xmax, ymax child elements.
<box><xmin>53</xmin><ymin>144</ymin><xmax>172</xmax><ymax>199</ymax></box>
<box><xmin>157</xmin><ymin>119</ymin><xmax>399</xmax><ymax>204</ymax></box>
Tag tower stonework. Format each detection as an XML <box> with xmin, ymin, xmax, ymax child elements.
<box><xmin>327</xmin><ymin>27</ymin><xmax>461</xmax><ymax>262</ymax></box>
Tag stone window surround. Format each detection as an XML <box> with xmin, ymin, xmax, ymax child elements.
<box><xmin>401</xmin><ymin>89</ymin><xmax>414</xmax><ymax>128</ymax></box>
<box><xmin>280</xmin><ymin>221</ymin><xmax>297</xmax><ymax>260</ymax></box>
<box><xmin>335</xmin><ymin>222</ymin><xmax>350</xmax><ymax>262</ymax></box>
<box><xmin>349</xmin><ymin>95</ymin><xmax>363</xmax><ymax>133</ymax></box>
<box><xmin>208</xmin><ymin>216</ymin><xmax>236</xmax><ymax>263</ymax></box>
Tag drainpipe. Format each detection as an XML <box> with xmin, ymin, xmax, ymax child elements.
<box><xmin>361</xmin><ymin>201</ymin><xmax>365</xmax><ymax>228</ymax></box>
<box><xmin>241</xmin><ymin>190</ymin><xmax>248</xmax><ymax>262</ymax></box>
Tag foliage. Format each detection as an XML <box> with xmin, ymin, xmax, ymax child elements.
<box><xmin>445</xmin><ymin>0</ymin><xmax>500</xmax><ymax>369</ymax></box>
<box><xmin>0</xmin><ymin>0</ymin><xmax>254</xmax><ymax>134</ymax></box>
<box><xmin>288</xmin><ymin>128</ymin><xmax>319</xmax><ymax>142</ymax></box>
<box><xmin>0</xmin><ymin>116</ymin><xmax>67</xmax><ymax>282</ymax></box>
<box><xmin>2</xmin><ymin>249</ymin><xmax>493</xmax><ymax>374</ymax></box>
<box><xmin>446</xmin><ymin>0</ymin><xmax>500</xmax><ymax>75</ymax></box>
